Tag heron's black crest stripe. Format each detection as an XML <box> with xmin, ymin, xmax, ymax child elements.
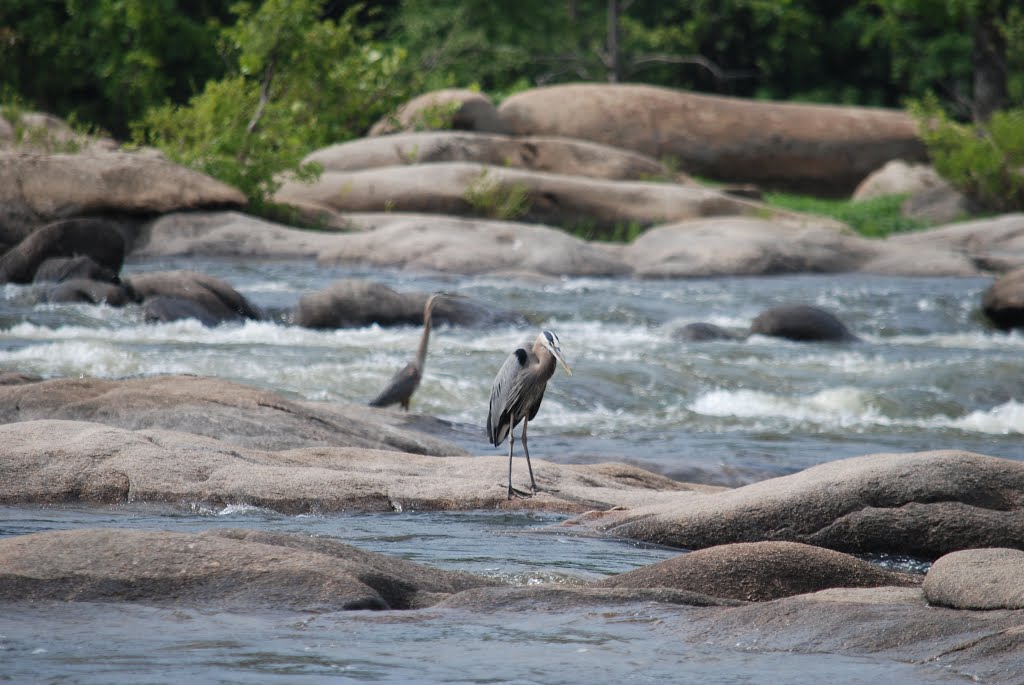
<box><xmin>513</xmin><ymin>348</ymin><xmax>528</xmax><ymax>365</ymax></box>
<box><xmin>543</xmin><ymin>331</ymin><xmax>555</xmax><ymax>345</ymax></box>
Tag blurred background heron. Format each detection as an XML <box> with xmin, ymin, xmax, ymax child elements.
<box><xmin>487</xmin><ymin>330</ymin><xmax>572</xmax><ymax>498</ymax></box>
<box><xmin>369</xmin><ymin>293</ymin><xmax>442</xmax><ymax>411</ymax></box>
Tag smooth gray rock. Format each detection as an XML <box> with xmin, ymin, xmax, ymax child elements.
<box><xmin>924</xmin><ymin>548</ymin><xmax>1024</xmax><ymax>610</ymax></box>
<box><xmin>124</xmin><ymin>269</ymin><xmax>262</xmax><ymax>325</ymax></box>
<box><xmin>749</xmin><ymin>304</ymin><xmax>860</xmax><ymax>342</ymax></box>
<box><xmin>0</xmin><ymin>218</ymin><xmax>126</xmax><ymax>283</ymax></box>
<box><xmin>293</xmin><ymin>279</ymin><xmax>524</xmax><ymax>329</ymax></box>
<box><xmin>982</xmin><ymin>266</ymin><xmax>1024</xmax><ymax>330</ymax></box>
<box><xmin>0</xmin><ymin>374</ymin><xmax>467</xmax><ymax>456</ymax></box>
<box><xmin>0</xmin><ymin>527</ymin><xmax>497</xmax><ymax>610</ymax></box>
<box><xmin>564</xmin><ymin>450</ymin><xmax>1024</xmax><ymax>559</ymax></box>
<box><xmin>0</xmin><ymin>417</ymin><xmax>699</xmax><ymax>514</ymax></box>
<box><xmin>597</xmin><ymin>541</ymin><xmax>917</xmax><ymax>602</ymax></box>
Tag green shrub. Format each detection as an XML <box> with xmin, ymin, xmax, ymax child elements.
<box><xmin>463</xmin><ymin>169</ymin><xmax>532</xmax><ymax>220</ymax></box>
<box><xmin>131</xmin><ymin>0</ymin><xmax>408</xmax><ymax>209</ymax></box>
<box><xmin>763</xmin><ymin>193</ymin><xmax>928</xmax><ymax>238</ymax></box>
<box><xmin>910</xmin><ymin>96</ymin><xmax>1024</xmax><ymax>212</ymax></box>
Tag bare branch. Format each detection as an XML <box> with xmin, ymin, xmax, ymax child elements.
<box><xmin>246</xmin><ymin>57</ymin><xmax>276</xmax><ymax>135</ymax></box>
<box><xmin>627</xmin><ymin>53</ymin><xmax>759</xmax><ymax>82</ymax></box>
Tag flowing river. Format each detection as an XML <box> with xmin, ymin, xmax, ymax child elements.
<box><xmin>2</xmin><ymin>257</ymin><xmax>1020</xmax><ymax>683</ymax></box>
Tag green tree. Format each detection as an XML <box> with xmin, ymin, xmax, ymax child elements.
<box><xmin>0</xmin><ymin>0</ymin><xmax>230</xmax><ymax>136</ymax></box>
<box><xmin>133</xmin><ymin>0</ymin><xmax>408</xmax><ymax>207</ymax></box>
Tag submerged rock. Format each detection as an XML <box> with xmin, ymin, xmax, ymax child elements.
<box><xmin>293</xmin><ymin>279</ymin><xmax>524</xmax><ymax>329</ymax></box>
<box><xmin>982</xmin><ymin>266</ymin><xmax>1024</xmax><ymax>330</ymax></box>
<box><xmin>671</xmin><ymin>322</ymin><xmax>743</xmax><ymax>342</ymax></box>
<box><xmin>0</xmin><ymin>527</ymin><xmax>497</xmax><ymax>610</ymax></box>
<box><xmin>0</xmin><ymin>217</ymin><xmax>126</xmax><ymax>284</ymax></box>
<box><xmin>124</xmin><ymin>269</ymin><xmax>262</xmax><ymax>325</ymax></box>
<box><xmin>749</xmin><ymin>304</ymin><xmax>860</xmax><ymax>342</ymax></box>
<box><xmin>597</xmin><ymin>541</ymin><xmax>918</xmax><ymax>602</ymax></box>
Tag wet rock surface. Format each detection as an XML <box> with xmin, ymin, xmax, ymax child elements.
<box><xmin>923</xmin><ymin>548</ymin><xmax>1024</xmax><ymax>610</ymax></box>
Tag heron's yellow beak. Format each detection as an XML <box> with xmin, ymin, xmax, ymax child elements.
<box><xmin>556</xmin><ymin>352</ymin><xmax>572</xmax><ymax>376</ymax></box>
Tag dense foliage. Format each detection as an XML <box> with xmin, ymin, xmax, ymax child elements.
<box><xmin>2</xmin><ymin>1</ymin><xmax>1022</xmax><ymax>210</ymax></box>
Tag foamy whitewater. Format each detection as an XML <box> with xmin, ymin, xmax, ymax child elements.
<box><xmin>2</xmin><ymin>259</ymin><xmax>1022</xmax><ymax>482</ymax></box>
<box><xmin>2</xmin><ymin>259</ymin><xmax>1019</xmax><ymax>684</ymax></box>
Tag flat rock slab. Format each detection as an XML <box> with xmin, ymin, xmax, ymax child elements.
<box><xmin>131</xmin><ymin>211</ymin><xmax>348</xmax><ymax>259</ymax></box>
<box><xmin>304</xmin><ymin>131</ymin><xmax>677</xmax><ymax>182</ymax></box>
<box><xmin>0</xmin><ymin>151</ymin><xmax>245</xmax><ymax>248</ymax></box>
<box><xmin>624</xmin><ymin>217</ymin><xmax>873</xmax><ymax>277</ymax></box>
<box><xmin>565</xmin><ymin>450</ymin><xmax>1024</xmax><ymax>559</ymax></box>
<box><xmin>596</xmin><ymin>541</ymin><xmax>918</xmax><ymax>602</ymax></box>
<box><xmin>498</xmin><ymin>83</ymin><xmax>925</xmax><ymax>195</ymax></box>
<box><xmin>0</xmin><ymin>374</ymin><xmax>465</xmax><ymax>455</ymax></box>
<box><xmin>684</xmin><ymin>587</ymin><xmax>1024</xmax><ymax>685</ymax></box>
<box><xmin>274</xmin><ymin>161</ymin><xmax>774</xmax><ymax>233</ymax></box>
<box><xmin>885</xmin><ymin>213</ymin><xmax>1024</xmax><ymax>273</ymax></box>
<box><xmin>924</xmin><ymin>548</ymin><xmax>1024</xmax><ymax>610</ymax></box>
<box><xmin>436</xmin><ymin>585</ymin><xmax>740</xmax><ymax>611</ymax></box>
<box><xmin>316</xmin><ymin>214</ymin><xmax>631</xmax><ymax>277</ymax></box>
<box><xmin>0</xmin><ymin>527</ymin><xmax>497</xmax><ymax>610</ymax></box>
<box><xmin>0</xmin><ymin>418</ymin><xmax>700</xmax><ymax>514</ymax></box>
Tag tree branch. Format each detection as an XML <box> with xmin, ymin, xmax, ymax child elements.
<box><xmin>627</xmin><ymin>53</ymin><xmax>759</xmax><ymax>83</ymax></box>
<box><xmin>247</xmin><ymin>56</ymin><xmax>276</xmax><ymax>135</ymax></box>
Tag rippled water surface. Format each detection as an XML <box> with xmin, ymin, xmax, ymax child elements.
<box><xmin>1</xmin><ymin>258</ymin><xmax>1018</xmax><ymax>683</ymax></box>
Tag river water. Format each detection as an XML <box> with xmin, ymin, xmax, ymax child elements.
<box><xmin>2</xmin><ymin>257</ymin><xmax>1019</xmax><ymax>683</ymax></box>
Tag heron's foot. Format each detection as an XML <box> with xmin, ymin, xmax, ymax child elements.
<box><xmin>531</xmin><ymin>485</ymin><xmax>560</xmax><ymax>494</ymax></box>
<box><xmin>507</xmin><ymin>485</ymin><xmax>535</xmax><ymax>499</ymax></box>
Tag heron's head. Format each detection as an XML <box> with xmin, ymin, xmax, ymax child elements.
<box><xmin>540</xmin><ymin>330</ymin><xmax>572</xmax><ymax>376</ymax></box>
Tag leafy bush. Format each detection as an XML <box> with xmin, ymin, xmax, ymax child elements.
<box><xmin>131</xmin><ymin>0</ymin><xmax>408</xmax><ymax>208</ymax></box>
<box><xmin>763</xmin><ymin>193</ymin><xmax>928</xmax><ymax>238</ymax></box>
<box><xmin>910</xmin><ymin>96</ymin><xmax>1024</xmax><ymax>212</ymax></box>
<box><xmin>463</xmin><ymin>169</ymin><xmax>532</xmax><ymax>220</ymax></box>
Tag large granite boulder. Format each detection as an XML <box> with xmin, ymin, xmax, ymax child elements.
<box><xmin>624</xmin><ymin>217</ymin><xmax>871</xmax><ymax>278</ymax></box>
<box><xmin>0</xmin><ymin>217</ymin><xmax>126</xmax><ymax>283</ymax></box>
<box><xmin>0</xmin><ymin>418</ymin><xmax>699</xmax><ymax>513</ymax></box>
<box><xmin>123</xmin><ymin>269</ymin><xmax>262</xmax><ymax>326</ymax></box>
<box><xmin>924</xmin><ymin>548</ymin><xmax>1024</xmax><ymax>610</ymax></box>
<box><xmin>304</xmin><ymin>131</ymin><xmax>678</xmax><ymax>182</ymax></box>
<box><xmin>749</xmin><ymin>304</ymin><xmax>860</xmax><ymax>342</ymax></box>
<box><xmin>368</xmin><ymin>88</ymin><xmax>507</xmax><ymax>136</ymax></box>
<box><xmin>131</xmin><ymin>211</ymin><xmax>347</xmax><ymax>259</ymax></box>
<box><xmin>597</xmin><ymin>541</ymin><xmax>918</xmax><ymax>601</ymax></box>
<box><xmin>0</xmin><ymin>151</ymin><xmax>246</xmax><ymax>249</ymax></box>
<box><xmin>316</xmin><ymin>215</ymin><xmax>631</xmax><ymax>277</ymax></box>
<box><xmin>0</xmin><ymin>527</ymin><xmax>497</xmax><ymax>610</ymax></box>
<box><xmin>498</xmin><ymin>84</ymin><xmax>926</xmax><ymax>195</ymax></box>
<box><xmin>274</xmin><ymin>162</ymin><xmax>778</xmax><ymax>233</ymax></box>
<box><xmin>0</xmin><ymin>375</ymin><xmax>465</xmax><ymax>456</ymax></box>
<box><xmin>981</xmin><ymin>266</ymin><xmax>1024</xmax><ymax>330</ymax></box>
<box><xmin>884</xmin><ymin>213</ymin><xmax>1024</xmax><ymax>274</ymax></box>
<box><xmin>564</xmin><ymin>450</ymin><xmax>1024</xmax><ymax>559</ymax></box>
<box><xmin>292</xmin><ymin>279</ymin><xmax>524</xmax><ymax>329</ymax></box>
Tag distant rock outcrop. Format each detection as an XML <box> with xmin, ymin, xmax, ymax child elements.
<box><xmin>497</xmin><ymin>83</ymin><xmax>926</xmax><ymax>195</ymax></box>
<box><xmin>368</xmin><ymin>88</ymin><xmax>508</xmax><ymax>136</ymax></box>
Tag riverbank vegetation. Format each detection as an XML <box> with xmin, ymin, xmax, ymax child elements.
<box><xmin>2</xmin><ymin>1</ymin><xmax>1022</xmax><ymax>221</ymax></box>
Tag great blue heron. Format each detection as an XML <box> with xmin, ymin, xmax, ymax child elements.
<box><xmin>369</xmin><ymin>293</ymin><xmax>442</xmax><ymax>410</ymax></box>
<box><xmin>487</xmin><ymin>330</ymin><xmax>572</xmax><ymax>498</ymax></box>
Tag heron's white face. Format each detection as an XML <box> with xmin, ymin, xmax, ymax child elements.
<box><xmin>541</xmin><ymin>330</ymin><xmax>572</xmax><ymax>376</ymax></box>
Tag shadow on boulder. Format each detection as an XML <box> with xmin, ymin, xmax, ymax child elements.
<box><xmin>0</xmin><ymin>218</ymin><xmax>127</xmax><ymax>284</ymax></box>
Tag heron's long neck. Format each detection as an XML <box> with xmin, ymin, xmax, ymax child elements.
<box><xmin>536</xmin><ymin>344</ymin><xmax>557</xmax><ymax>381</ymax></box>
<box><xmin>415</xmin><ymin>307</ymin><xmax>433</xmax><ymax>368</ymax></box>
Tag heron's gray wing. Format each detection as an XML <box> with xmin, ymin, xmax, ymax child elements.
<box><xmin>487</xmin><ymin>348</ymin><xmax>528</xmax><ymax>445</ymax></box>
<box><xmin>369</xmin><ymin>363</ymin><xmax>420</xmax><ymax>407</ymax></box>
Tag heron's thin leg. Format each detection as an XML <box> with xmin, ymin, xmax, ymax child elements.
<box><xmin>522</xmin><ymin>417</ymin><xmax>537</xmax><ymax>493</ymax></box>
<box><xmin>507</xmin><ymin>424</ymin><xmax>515</xmax><ymax>499</ymax></box>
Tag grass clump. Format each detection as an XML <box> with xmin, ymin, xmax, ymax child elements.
<box><xmin>762</xmin><ymin>192</ymin><xmax>928</xmax><ymax>237</ymax></box>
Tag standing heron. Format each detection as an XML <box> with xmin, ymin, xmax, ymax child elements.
<box><xmin>369</xmin><ymin>293</ymin><xmax>442</xmax><ymax>410</ymax></box>
<box><xmin>487</xmin><ymin>330</ymin><xmax>572</xmax><ymax>498</ymax></box>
